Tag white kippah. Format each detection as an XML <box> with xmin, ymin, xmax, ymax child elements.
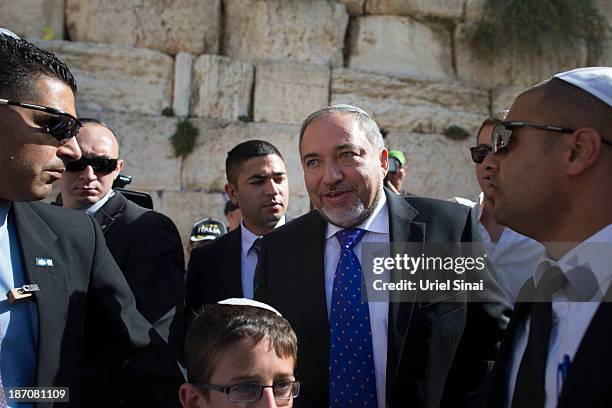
<box><xmin>218</xmin><ymin>298</ymin><xmax>283</xmax><ymax>317</ymax></box>
<box><xmin>554</xmin><ymin>67</ymin><xmax>612</xmax><ymax>107</ymax></box>
<box><xmin>0</xmin><ymin>28</ymin><xmax>20</xmax><ymax>39</ymax></box>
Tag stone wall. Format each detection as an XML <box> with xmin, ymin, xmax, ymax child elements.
<box><xmin>3</xmin><ymin>0</ymin><xmax>610</xmax><ymax>255</ymax></box>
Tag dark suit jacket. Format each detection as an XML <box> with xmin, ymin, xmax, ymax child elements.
<box><xmin>185</xmin><ymin>216</ymin><xmax>293</xmax><ymax>323</ymax></box>
<box><xmin>255</xmin><ymin>190</ymin><xmax>510</xmax><ymax>408</ymax></box>
<box><xmin>93</xmin><ymin>191</ymin><xmax>185</xmax><ymax>354</ymax></box>
<box><xmin>480</xmin><ymin>281</ymin><xmax>612</xmax><ymax>407</ymax></box>
<box><xmin>11</xmin><ymin>201</ymin><xmax>183</xmax><ymax>408</ymax></box>
<box><xmin>185</xmin><ymin>226</ymin><xmax>243</xmax><ymax>321</ymax></box>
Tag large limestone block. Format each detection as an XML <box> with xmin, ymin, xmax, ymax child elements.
<box><xmin>365</xmin><ymin>0</ymin><xmax>464</xmax><ymax>20</ymax></box>
<box><xmin>348</xmin><ymin>16</ymin><xmax>454</xmax><ymax>81</ymax></box>
<box><xmin>36</xmin><ymin>40</ymin><xmax>174</xmax><ymax>116</ymax></box>
<box><xmin>78</xmin><ymin>110</ymin><xmax>182</xmax><ymax>191</ymax></box>
<box><xmin>182</xmin><ymin>120</ymin><xmax>305</xmax><ymax>196</ymax></box>
<box><xmin>0</xmin><ymin>0</ymin><xmax>64</xmax><ymax>39</ymax></box>
<box><xmin>331</xmin><ymin>68</ymin><xmax>489</xmax><ymax>135</ymax></box>
<box><xmin>190</xmin><ymin>55</ymin><xmax>254</xmax><ymax>121</ymax></box>
<box><xmin>386</xmin><ymin>131</ymin><xmax>479</xmax><ymax>200</ymax></box>
<box><xmin>65</xmin><ymin>0</ymin><xmax>220</xmax><ymax>55</ymax></box>
<box><xmin>157</xmin><ymin>190</ymin><xmax>227</xmax><ymax>252</ymax></box>
<box><xmin>254</xmin><ymin>61</ymin><xmax>330</xmax><ymax>125</ymax></box>
<box><xmin>339</xmin><ymin>0</ymin><xmax>365</xmax><ymax>15</ymax></box>
<box><xmin>464</xmin><ymin>0</ymin><xmax>486</xmax><ymax>22</ymax></box>
<box><xmin>455</xmin><ymin>24</ymin><xmax>589</xmax><ymax>87</ymax></box>
<box><xmin>592</xmin><ymin>0</ymin><xmax>612</xmax><ymax>66</ymax></box>
<box><xmin>223</xmin><ymin>0</ymin><xmax>348</xmax><ymax>67</ymax></box>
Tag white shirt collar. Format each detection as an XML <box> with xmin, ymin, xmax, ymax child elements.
<box><xmin>325</xmin><ymin>189</ymin><xmax>389</xmax><ymax>240</ymax></box>
<box><xmin>84</xmin><ymin>189</ymin><xmax>115</xmax><ymax>215</ymax></box>
<box><xmin>241</xmin><ymin>216</ymin><xmax>286</xmax><ymax>256</ymax></box>
<box><xmin>534</xmin><ymin>223</ymin><xmax>612</xmax><ymax>297</ymax></box>
<box><xmin>0</xmin><ymin>201</ymin><xmax>10</xmax><ymax>228</ymax></box>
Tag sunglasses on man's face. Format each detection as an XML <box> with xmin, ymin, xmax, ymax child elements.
<box><xmin>66</xmin><ymin>156</ymin><xmax>118</xmax><ymax>173</ymax></box>
<box><xmin>0</xmin><ymin>98</ymin><xmax>83</xmax><ymax>143</ymax></box>
<box><xmin>491</xmin><ymin>121</ymin><xmax>580</xmax><ymax>154</ymax></box>
<box><xmin>470</xmin><ymin>144</ymin><xmax>492</xmax><ymax>164</ymax></box>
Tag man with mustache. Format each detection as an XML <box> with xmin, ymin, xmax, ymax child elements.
<box><xmin>479</xmin><ymin>67</ymin><xmax>612</xmax><ymax>408</ymax></box>
<box><xmin>186</xmin><ymin>140</ymin><xmax>290</xmax><ymax>320</ymax></box>
<box><xmin>254</xmin><ymin>105</ymin><xmax>509</xmax><ymax>408</ymax></box>
<box><xmin>57</xmin><ymin>118</ymin><xmax>185</xmax><ymax>357</ymax></box>
<box><xmin>0</xmin><ymin>30</ymin><xmax>183</xmax><ymax>407</ymax></box>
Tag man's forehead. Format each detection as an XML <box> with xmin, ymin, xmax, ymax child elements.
<box><xmin>240</xmin><ymin>154</ymin><xmax>285</xmax><ymax>174</ymax></box>
<box><xmin>78</xmin><ymin>124</ymin><xmax>119</xmax><ymax>156</ymax></box>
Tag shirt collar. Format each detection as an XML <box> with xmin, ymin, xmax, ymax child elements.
<box><xmin>325</xmin><ymin>189</ymin><xmax>389</xmax><ymax>240</ymax></box>
<box><xmin>84</xmin><ymin>189</ymin><xmax>115</xmax><ymax>215</ymax></box>
<box><xmin>241</xmin><ymin>216</ymin><xmax>286</xmax><ymax>256</ymax></box>
<box><xmin>0</xmin><ymin>201</ymin><xmax>10</xmax><ymax>228</ymax></box>
<box><xmin>534</xmin><ymin>223</ymin><xmax>612</xmax><ymax>298</ymax></box>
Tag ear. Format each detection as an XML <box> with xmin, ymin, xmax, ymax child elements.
<box><xmin>178</xmin><ymin>383</ymin><xmax>204</xmax><ymax>408</ymax></box>
<box><xmin>225</xmin><ymin>182</ymin><xmax>239</xmax><ymax>205</ymax></box>
<box><xmin>564</xmin><ymin>128</ymin><xmax>602</xmax><ymax>176</ymax></box>
<box><xmin>380</xmin><ymin>149</ymin><xmax>389</xmax><ymax>177</ymax></box>
<box><xmin>117</xmin><ymin>159</ymin><xmax>125</xmax><ymax>173</ymax></box>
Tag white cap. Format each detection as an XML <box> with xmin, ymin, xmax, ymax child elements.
<box><xmin>218</xmin><ymin>298</ymin><xmax>283</xmax><ymax>317</ymax></box>
<box><xmin>0</xmin><ymin>28</ymin><xmax>20</xmax><ymax>39</ymax></box>
<box><xmin>554</xmin><ymin>67</ymin><xmax>612</xmax><ymax>107</ymax></box>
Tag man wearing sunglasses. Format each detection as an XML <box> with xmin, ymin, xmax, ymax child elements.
<box><xmin>57</xmin><ymin>119</ymin><xmax>185</xmax><ymax>358</ymax></box>
<box><xmin>0</xmin><ymin>30</ymin><xmax>183</xmax><ymax>407</ymax></box>
<box><xmin>480</xmin><ymin>67</ymin><xmax>612</xmax><ymax>408</ymax></box>
<box><xmin>463</xmin><ymin>118</ymin><xmax>544</xmax><ymax>303</ymax></box>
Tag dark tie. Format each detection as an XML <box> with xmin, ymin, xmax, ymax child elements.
<box><xmin>512</xmin><ymin>263</ymin><xmax>567</xmax><ymax>408</ymax></box>
<box><xmin>250</xmin><ymin>237</ymin><xmax>262</xmax><ymax>258</ymax></box>
<box><xmin>329</xmin><ymin>228</ymin><xmax>378</xmax><ymax>408</ymax></box>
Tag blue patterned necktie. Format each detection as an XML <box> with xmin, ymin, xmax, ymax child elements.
<box><xmin>329</xmin><ymin>228</ymin><xmax>378</xmax><ymax>408</ymax></box>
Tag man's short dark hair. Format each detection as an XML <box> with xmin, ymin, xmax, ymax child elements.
<box><xmin>225</xmin><ymin>140</ymin><xmax>284</xmax><ymax>185</ymax></box>
<box><xmin>0</xmin><ymin>33</ymin><xmax>77</xmax><ymax>100</ymax></box>
<box><xmin>184</xmin><ymin>303</ymin><xmax>298</xmax><ymax>387</ymax></box>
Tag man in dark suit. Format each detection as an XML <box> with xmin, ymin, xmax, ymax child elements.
<box><xmin>185</xmin><ymin>140</ymin><xmax>290</xmax><ymax>319</ymax></box>
<box><xmin>479</xmin><ymin>67</ymin><xmax>612</xmax><ymax>408</ymax></box>
<box><xmin>57</xmin><ymin>119</ymin><xmax>185</xmax><ymax>354</ymax></box>
<box><xmin>255</xmin><ymin>105</ymin><xmax>509</xmax><ymax>408</ymax></box>
<box><xmin>0</xmin><ymin>30</ymin><xmax>182</xmax><ymax>407</ymax></box>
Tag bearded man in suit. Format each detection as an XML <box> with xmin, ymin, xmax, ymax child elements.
<box><xmin>255</xmin><ymin>104</ymin><xmax>509</xmax><ymax>408</ymax></box>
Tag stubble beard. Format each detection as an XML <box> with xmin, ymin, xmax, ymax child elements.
<box><xmin>317</xmin><ymin>185</ymin><xmax>382</xmax><ymax>229</ymax></box>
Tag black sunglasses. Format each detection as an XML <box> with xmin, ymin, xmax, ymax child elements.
<box><xmin>66</xmin><ymin>156</ymin><xmax>118</xmax><ymax>173</ymax></box>
<box><xmin>491</xmin><ymin>121</ymin><xmax>612</xmax><ymax>154</ymax></box>
<box><xmin>0</xmin><ymin>98</ymin><xmax>83</xmax><ymax>143</ymax></box>
<box><xmin>470</xmin><ymin>144</ymin><xmax>492</xmax><ymax>164</ymax></box>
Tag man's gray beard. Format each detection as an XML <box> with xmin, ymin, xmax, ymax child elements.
<box><xmin>317</xmin><ymin>188</ymin><xmax>382</xmax><ymax>229</ymax></box>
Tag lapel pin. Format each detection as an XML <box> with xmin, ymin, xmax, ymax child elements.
<box><xmin>35</xmin><ymin>257</ymin><xmax>54</xmax><ymax>267</ymax></box>
<box><xmin>7</xmin><ymin>284</ymin><xmax>40</xmax><ymax>303</ymax></box>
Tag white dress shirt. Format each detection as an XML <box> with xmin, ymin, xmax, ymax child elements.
<box><xmin>324</xmin><ymin>192</ymin><xmax>389</xmax><ymax>408</ymax></box>
<box><xmin>240</xmin><ymin>216</ymin><xmax>286</xmax><ymax>299</ymax></box>
<box><xmin>506</xmin><ymin>223</ymin><xmax>612</xmax><ymax>408</ymax></box>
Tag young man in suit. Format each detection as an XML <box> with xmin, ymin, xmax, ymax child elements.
<box><xmin>255</xmin><ymin>105</ymin><xmax>510</xmax><ymax>408</ymax></box>
<box><xmin>480</xmin><ymin>67</ymin><xmax>612</xmax><ymax>408</ymax></box>
<box><xmin>185</xmin><ymin>140</ymin><xmax>290</xmax><ymax>319</ymax></box>
<box><xmin>57</xmin><ymin>119</ymin><xmax>185</xmax><ymax>356</ymax></box>
<box><xmin>0</xmin><ymin>30</ymin><xmax>183</xmax><ymax>407</ymax></box>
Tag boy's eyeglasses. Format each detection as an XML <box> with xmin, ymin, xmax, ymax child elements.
<box><xmin>193</xmin><ymin>380</ymin><xmax>300</xmax><ymax>404</ymax></box>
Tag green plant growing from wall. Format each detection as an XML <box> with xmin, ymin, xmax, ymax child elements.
<box><xmin>444</xmin><ymin>125</ymin><xmax>471</xmax><ymax>141</ymax></box>
<box><xmin>170</xmin><ymin>119</ymin><xmax>199</xmax><ymax>158</ymax></box>
<box><xmin>465</xmin><ymin>0</ymin><xmax>611</xmax><ymax>62</ymax></box>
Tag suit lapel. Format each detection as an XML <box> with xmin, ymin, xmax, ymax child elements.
<box><xmin>384</xmin><ymin>190</ymin><xmax>424</xmax><ymax>393</ymax></box>
<box><xmin>222</xmin><ymin>227</ymin><xmax>244</xmax><ymax>298</ymax></box>
<box><xmin>93</xmin><ymin>192</ymin><xmax>127</xmax><ymax>234</ymax></box>
<box><xmin>12</xmin><ymin>202</ymin><xmax>69</xmax><ymax>384</ymax></box>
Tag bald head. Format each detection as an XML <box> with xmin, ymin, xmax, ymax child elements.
<box><xmin>58</xmin><ymin>120</ymin><xmax>124</xmax><ymax>210</ymax></box>
<box><xmin>516</xmin><ymin>77</ymin><xmax>612</xmax><ymax>140</ymax></box>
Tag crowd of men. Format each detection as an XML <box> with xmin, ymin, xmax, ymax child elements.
<box><xmin>1</xmin><ymin>28</ymin><xmax>612</xmax><ymax>408</ymax></box>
